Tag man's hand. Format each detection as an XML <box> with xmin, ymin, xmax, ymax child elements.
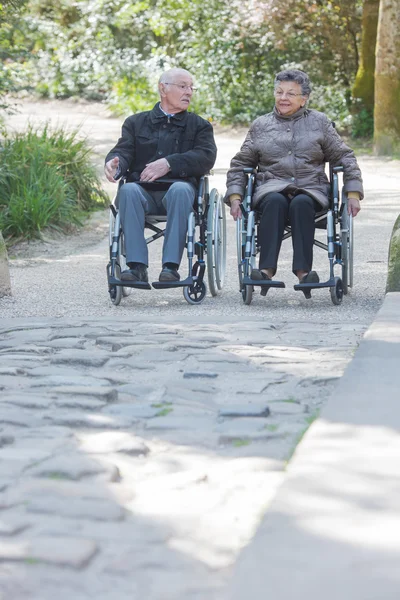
<box><xmin>104</xmin><ymin>157</ymin><xmax>120</xmax><ymax>183</ymax></box>
<box><xmin>348</xmin><ymin>197</ymin><xmax>361</xmax><ymax>217</ymax></box>
<box><xmin>230</xmin><ymin>199</ymin><xmax>242</xmax><ymax>221</ymax></box>
<box><xmin>140</xmin><ymin>158</ymin><xmax>170</xmax><ymax>182</ymax></box>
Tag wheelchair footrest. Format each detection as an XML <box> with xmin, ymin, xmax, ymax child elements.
<box><xmin>293</xmin><ymin>278</ymin><xmax>336</xmax><ymax>291</ymax></box>
<box><xmin>152</xmin><ymin>276</ymin><xmax>194</xmax><ymax>289</ymax></box>
<box><xmin>243</xmin><ymin>277</ymin><xmax>285</xmax><ymax>288</ymax></box>
<box><xmin>108</xmin><ymin>276</ymin><xmax>151</xmax><ymax>290</ymax></box>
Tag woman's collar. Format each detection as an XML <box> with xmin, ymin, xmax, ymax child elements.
<box><xmin>273</xmin><ymin>105</ymin><xmax>308</xmax><ymax>120</ymax></box>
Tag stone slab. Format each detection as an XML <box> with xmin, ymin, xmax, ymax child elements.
<box><xmin>226</xmin><ymin>292</ymin><xmax>400</xmax><ymax>600</ymax></box>
<box><xmin>0</xmin><ymin>536</ymin><xmax>98</xmax><ymax>569</ymax></box>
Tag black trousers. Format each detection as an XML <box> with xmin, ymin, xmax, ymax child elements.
<box><xmin>257</xmin><ymin>192</ymin><xmax>320</xmax><ymax>275</ymax></box>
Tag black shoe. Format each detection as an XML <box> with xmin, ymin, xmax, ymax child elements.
<box><xmin>251</xmin><ymin>269</ymin><xmax>271</xmax><ymax>281</ymax></box>
<box><xmin>159</xmin><ymin>266</ymin><xmax>180</xmax><ymax>282</ymax></box>
<box><xmin>121</xmin><ymin>265</ymin><xmax>148</xmax><ymax>282</ymax></box>
<box><xmin>300</xmin><ymin>271</ymin><xmax>319</xmax><ymax>284</ymax></box>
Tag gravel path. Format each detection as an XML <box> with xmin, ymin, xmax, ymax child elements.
<box><xmin>2</xmin><ymin>99</ymin><xmax>400</xmax><ymax>321</ymax></box>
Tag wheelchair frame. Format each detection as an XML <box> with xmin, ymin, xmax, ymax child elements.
<box><xmin>107</xmin><ymin>175</ymin><xmax>226</xmax><ymax>306</ymax></box>
<box><xmin>236</xmin><ymin>166</ymin><xmax>354</xmax><ymax>306</ymax></box>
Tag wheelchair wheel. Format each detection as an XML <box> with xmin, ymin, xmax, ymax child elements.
<box><xmin>207</xmin><ymin>189</ymin><xmax>226</xmax><ymax>296</ymax></box>
<box><xmin>236</xmin><ymin>218</ymin><xmax>245</xmax><ymax>292</ymax></box>
<box><xmin>348</xmin><ymin>214</ymin><xmax>354</xmax><ymax>288</ymax></box>
<box><xmin>183</xmin><ymin>281</ymin><xmax>207</xmax><ymax>305</ymax></box>
<box><xmin>341</xmin><ymin>210</ymin><xmax>354</xmax><ymax>295</ymax></box>
<box><xmin>242</xmin><ymin>285</ymin><xmax>253</xmax><ymax>305</ymax></box>
<box><xmin>119</xmin><ymin>233</ymin><xmax>133</xmax><ymax>297</ymax></box>
<box><xmin>109</xmin><ymin>284</ymin><xmax>122</xmax><ymax>306</ymax></box>
<box><xmin>330</xmin><ymin>276</ymin><xmax>343</xmax><ymax>306</ymax></box>
<box><xmin>108</xmin><ymin>209</ymin><xmax>131</xmax><ymax>305</ymax></box>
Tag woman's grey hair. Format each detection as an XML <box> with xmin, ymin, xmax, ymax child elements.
<box><xmin>274</xmin><ymin>69</ymin><xmax>312</xmax><ymax>97</ymax></box>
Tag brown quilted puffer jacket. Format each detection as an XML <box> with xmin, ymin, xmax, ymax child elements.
<box><xmin>225</xmin><ymin>106</ymin><xmax>363</xmax><ymax>209</ymax></box>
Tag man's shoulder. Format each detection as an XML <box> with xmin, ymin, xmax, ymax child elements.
<box><xmin>186</xmin><ymin>111</ymin><xmax>213</xmax><ymax>128</ymax></box>
<box><xmin>124</xmin><ymin>108</ymin><xmax>153</xmax><ymax>124</ymax></box>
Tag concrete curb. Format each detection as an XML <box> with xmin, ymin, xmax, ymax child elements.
<box><xmin>0</xmin><ymin>230</ymin><xmax>11</xmax><ymax>297</ymax></box>
<box><xmin>225</xmin><ymin>291</ymin><xmax>400</xmax><ymax>600</ymax></box>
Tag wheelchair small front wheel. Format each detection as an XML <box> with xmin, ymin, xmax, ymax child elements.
<box><xmin>330</xmin><ymin>276</ymin><xmax>343</xmax><ymax>306</ymax></box>
<box><xmin>183</xmin><ymin>281</ymin><xmax>207</xmax><ymax>305</ymax></box>
<box><xmin>109</xmin><ymin>285</ymin><xmax>122</xmax><ymax>306</ymax></box>
<box><xmin>242</xmin><ymin>285</ymin><xmax>253</xmax><ymax>305</ymax></box>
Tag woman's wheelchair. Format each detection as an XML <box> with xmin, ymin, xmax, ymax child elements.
<box><xmin>236</xmin><ymin>166</ymin><xmax>354</xmax><ymax>306</ymax></box>
<box><xmin>107</xmin><ymin>175</ymin><xmax>226</xmax><ymax>306</ymax></box>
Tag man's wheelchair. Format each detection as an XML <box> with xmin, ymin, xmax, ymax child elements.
<box><xmin>107</xmin><ymin>175</ymin><xmax>226</xmax><ymax>306</ymax></box>
<box><xmin>236</xmin><ymin>166</ymin><xmax>354</xmax><ymax>306</ymax></box>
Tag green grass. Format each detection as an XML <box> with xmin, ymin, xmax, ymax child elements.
<box><xmin>0</xmin><ymin>123</ymin><xmax>108</xmax><ymax>241</ymax></box>
<box><xmin>24</xmin><ymin>557</ymin><xmax>41</xmax><ymax>565</ymax></box>
<box><xmin>232</xmin><ymin>438</ymin><xmax>251</xmax><ymax>447</ymax></box>
<box><xmin>155</xmin><ymin>407</ymin><xmax>173</xmax><ymax>417</ymax></box>
<box><xmin>264</xmin><ymin>423</ymin><xmax>279</xmax><ymax>432</ymax></box>
<box><xmin>280</xmin><ymin>397</ymin><xmax>298</xmax><ymax>404</ymax></box>
<box><xmin>285</xmin><ymin>409</ymin><xmax>321</xmax><ymax>464</ymax></box>
<box><xmin>46</xmin><ymin>471</ymin><xmax>69</xmax><ymax>480</ymax></box>
<box><xmin>304</xmin><ymin>408</ymin><xmax>320</xmax><ymax>426</ymax></box>
<box><xmin>152</xmin><ymin>401</ymin><xmax>173</xmax><ymax>417</ymax></box>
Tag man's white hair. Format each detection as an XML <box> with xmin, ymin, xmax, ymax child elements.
<box><xmin>159</xmin><ymin>68</ymin><xmax>192</xmax><ymax>84</ymax></box>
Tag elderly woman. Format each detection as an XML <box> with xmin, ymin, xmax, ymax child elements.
<box><xmin>225</xmin><ymin>69</ymin><xmax>363</xmax><ymax>284</ymax></box>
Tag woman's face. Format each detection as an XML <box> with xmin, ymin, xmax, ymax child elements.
<box><xmin>274</xmin><ymin>81</ymin><xmax>307</xmax><ymax>116</ymax></box>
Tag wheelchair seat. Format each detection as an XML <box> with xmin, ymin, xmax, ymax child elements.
<box><xmin>107</xmin><ymin>174</ymin><xmax>227</xmax><ymax>306</ymax></box>
<box><xmin>236</xmin><ymin>166</ymin><xmax>353</xmax><ymax>305</ymax></box>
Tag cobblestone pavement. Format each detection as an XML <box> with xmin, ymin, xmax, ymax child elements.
<box><xmin>0</xmin><ymin>315</ymin><xmax>364</xmax><ymax>599</ymax></box>
<box><xmin>1</xmin><ymin>100</ymin><xmax>400</xmax><ymax>598</ymax></box>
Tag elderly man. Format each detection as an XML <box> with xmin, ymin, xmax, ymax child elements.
<box><xmin>105</xmin><ymin>68</ymin><xmax>217</xmax><ymax>283</ymax></box>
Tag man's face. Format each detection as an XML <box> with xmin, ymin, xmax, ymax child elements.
<box><xmin>160</xmin><ymin>74</ymin><xmax>194</xmax><ymax>113</ymax></box>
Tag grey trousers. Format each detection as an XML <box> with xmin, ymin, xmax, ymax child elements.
<box><xmin>117</xmin><ymin>181</ymin><xmax>195</xmax><ymax>267</ymax></box>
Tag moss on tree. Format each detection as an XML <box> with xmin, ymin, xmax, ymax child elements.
<box><xmin>387</xmin><ymin>215</ymin><xmax>400</xmax><ymax>293</ymax></box>
<box><xmin>352</xmin><ymin>0</ymin><xmax>380</xmax><ymax>111</ymax></box>
<box><xmin>374</xmin><ymin>0</ymin><xmax>400</xmax><ymax>155</ymax></box>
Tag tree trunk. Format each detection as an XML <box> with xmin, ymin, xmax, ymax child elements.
<box><xmin>374</xmin><ymin>0</ymin><xmax>400</xmax><ymax>154</ymax></box>
<box><xmin>0</xmin><ymin>231</ymin><xmax>12</xmax><ymax>297</ymax></box>
<box><xmin>352</xmin><ymin>0</ymin><xmax>380</xmax><ymax>111</ymax></box>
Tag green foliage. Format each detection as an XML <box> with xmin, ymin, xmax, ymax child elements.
<box><xmin>0</xmin><ymin>0</ymin><xmax>29</xmax><ymax>116</ymax></box>
<box><xmin>0</xmin><ymin>125</ymin><xmax>107</xmax><ymax>240</ymax></box>
<box><xmin>351</xmin><ymin>103</ymin><xmax>374</xmax><ymax>139</ymax></box>
<box><xmin>1</xmin><ymin>0</ymin><xmax>365</xmax><ymax>126</ymax></box>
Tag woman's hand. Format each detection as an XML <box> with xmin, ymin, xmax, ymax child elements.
<box><xmin>230</xmin><ymin>199</ymin><xmax>242</xmax><ymax>221</ymax></box>
<box><xmin>348</xmin><ymin>197</ymin><xmax>361</xmax><ymax>217</ymax></box>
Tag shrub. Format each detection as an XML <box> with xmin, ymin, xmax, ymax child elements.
<box><xmin>350</xmin><ymin>104</ymin><xmax>374</xmax><ymax>139</ymax></box>
<box><xmin>0</xmin><ymin>124</ymin><xmax>108</xmax><ymax>240</ymax></box>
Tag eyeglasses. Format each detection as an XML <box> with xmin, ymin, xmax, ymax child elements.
<box><xmin>274</xmin><ymin>90</ymin><xmax>304</xmax><ymax>98</ymax></box>
<box><xmin>163</xmin><ymin>83</ymin><xmax>197</xmax><ymax>92</ymax></box>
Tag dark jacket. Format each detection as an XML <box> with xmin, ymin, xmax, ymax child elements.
<box><xmin>226</xmin><ymin>106</ymin><xmax>363</xmax><ymax>209</ymax></box>
<box><xmin>105</xmin><ymin>103</ymin><xmax>217</xmax><ymax>187</ymax></box>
